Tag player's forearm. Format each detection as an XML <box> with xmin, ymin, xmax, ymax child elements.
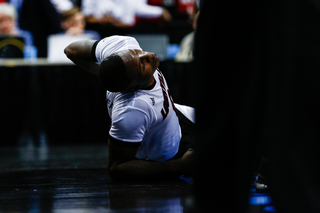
<box><xmin>108</xmin><ymin>158</ymin><xmax>184</xmax><ymax>181</ymax></box>
<box><xmin>64</xmin><ymin>40</ymin><xmax>99</xmax><ymax>75</ymax></box>
<box><xmin>68</xmin><ymin>56</ymin><xmax>99</xmax><ymax>75</ymax></box>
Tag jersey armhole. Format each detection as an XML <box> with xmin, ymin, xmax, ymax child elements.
<box><xmin>91</xmin><ymin>40</ymin><xmax>100</xmax><ymax>62</ymax></box>
<box><xmin>108</xmin><ymin>134</ymin><xmax>142</xmax><ymax>148</ymax></box>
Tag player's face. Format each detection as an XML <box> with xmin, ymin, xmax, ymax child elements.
<box><xmin>119</xmin><ymin>49</ymin><xmax>160</xmax><ymax>89</ymax></box>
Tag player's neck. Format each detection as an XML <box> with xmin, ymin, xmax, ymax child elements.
<box><xmin>141</xmin><ymin>77</ymin><xmax>156</xmax><ymax>90</ymax></box>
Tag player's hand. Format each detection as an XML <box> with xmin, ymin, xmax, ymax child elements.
<box><xmin>178</xmin><ymin>148</ymin><xmax>194</xmax><ymax>176</ymax></box>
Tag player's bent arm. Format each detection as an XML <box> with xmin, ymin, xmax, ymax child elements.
<box><xmin>64</xmin><ymin>40</ymin><xmax>100</xmax><ymax>75</ymax></box>
<box><xmin>108</xmin><ymin>136</ymin><xmax>193</xmax><ymax>181</ymax></box>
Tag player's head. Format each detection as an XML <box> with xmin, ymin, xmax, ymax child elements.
<box><xmin>98</xmin><ymin>54</ymin><xmax>133</xmax><ymax>92</ymax></box>
<box><xmin>99</xmin><ymin>49</ymin><xmax>160</xmax><ymax>93</ymax></box>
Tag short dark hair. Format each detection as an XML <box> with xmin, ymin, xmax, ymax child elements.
<box><xmin>98</xmin><ymin>54</ymin><xmax>132</xmax><ymax>92</ymax></box>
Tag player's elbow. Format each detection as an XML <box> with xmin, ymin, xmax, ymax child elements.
<box><xmin>64</xmin><ymin>43</ymin><xmax>76</xmax><ymax>60</ymax></box>
<box><xmin>64</xmin><ymin>41</ymin><xmax>83</xmax><ymax>61</ymax></box>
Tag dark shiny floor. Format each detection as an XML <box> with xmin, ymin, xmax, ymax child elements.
<box><xmin>0</xmin><ymin>140</ymin><xmax>276</xmax><ymax>213</ymax></box>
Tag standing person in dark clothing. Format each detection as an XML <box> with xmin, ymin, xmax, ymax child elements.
<box><xmin>194</xmin><ymin>0</ymin><xmax>320</xmax><ymax>213</ymax></box>
<box><xmin>19</xmin><ymin>0</ymin><xmax>62</xmax><ymax>57</ymax></box>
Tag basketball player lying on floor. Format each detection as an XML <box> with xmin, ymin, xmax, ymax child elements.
<box><xmin>64</xmin><ymin>36</ymin><xmax>195</xmax><ymax>181</ymax></box>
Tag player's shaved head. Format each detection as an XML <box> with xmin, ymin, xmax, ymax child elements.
<box><xmin>99</xmin><ymin>48</ymin><xmax>158</xmax><ymax>93</ymax></box>
<box><xmin>98</xmin><ymin>53</ymin><xmax>134</xmax><ymax>92</ymax></box>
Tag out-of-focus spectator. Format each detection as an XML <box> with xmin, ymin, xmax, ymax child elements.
<box><xmin>176</xmin><ymin>0</ymin><xmax>195</xmax><ymax>16</ymax></box>
<box><xmin>47</xmin><ymin>7</ymin><xmax>100</xmax><ymax>63</ymax></box>
<box><xmin>8</xmin><ymin>0</ymin><xmax>24</xmax><ymax>14</ymax></box>
<box><xmin>50</xmin><ymin>0</ymin><xmax>73</xmax><ymax>13</ymax></box>
<box><xmin>0</xmin><ymin>3</ymin><xmax>33</xmax><ymax>46</ymax></box>
<box><xmin>82</xmin><ymin>0</ymin><xmax>171</xmax><ymax>28</ymax></box>
<box><xmin>19</xmin><ymin>0</ymin><xmax>76</xmax><ymax>57</ymax></box>
<box><xmin>0</xmin><ymin>3</ymin><xmax>19</xmax><ymax>36</ymax></box>
<box><xmin>0</xmin><ymin>3</ymin><xmax>35</xmax><ymax>58</ymax></box>
<box><xmin>148</xmin><ymin>0</ymin><xmax>196</xmax><ymax>14</ymax></box>
<box><xmin>60</xmin><ymin>7</ymin><xmax>100</xmax><ymax>39</ymax></box>
<box><xmin>174</xmin><ymin>6</ymin><xmax>199</xmax><ymax>62</ymax></box>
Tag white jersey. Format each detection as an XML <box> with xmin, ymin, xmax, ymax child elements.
<box><xmin>94</xmin><ymin>36</ymin><xmax>182</xmax><ymax>161</ymax></box>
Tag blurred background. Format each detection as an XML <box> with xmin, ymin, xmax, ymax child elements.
<box><xmin>2</xmin><ymin>0</ymin><xmax>320</xmax><ymax>212</ymax></box>
<box><xmin>0</xmin><ymin>2</ymin><xmax>199</xmax><ymax>212</ymax></box>
<box><xmin>0</xmin><ymin>0</ymin><xmax>198</xmax><ymax>146</ymax></box>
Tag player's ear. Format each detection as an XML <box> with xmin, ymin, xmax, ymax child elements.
<box><xmin>128</xmin><ymin>84</ymin><xmax>140</xmax><ymax>93</ymax></box>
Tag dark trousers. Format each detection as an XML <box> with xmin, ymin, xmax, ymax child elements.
<box><xmin>172</xmin><ymin>109</ymin><xmax>195</xmax><ymax>160</ymax></box>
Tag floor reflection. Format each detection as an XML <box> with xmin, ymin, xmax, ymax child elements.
<box><xmin>0</xmin><ymin>145</ymin><xmax>276</xmax><ymax>213</ymax></box>
<box><xmin>0</xmin><ymin>166</ymin><xmax>192</xmax><ymax>213</ymax></box>
<box><xmin>18</xmin><ymin>132</ymin><xmax>49</xmax><ymax>162</ymax></box>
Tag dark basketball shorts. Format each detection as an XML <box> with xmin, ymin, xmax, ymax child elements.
<box><xmin>171</xmin><ymin>109</ymin><xmax>196</xmax><ymax>160</ymax></box>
